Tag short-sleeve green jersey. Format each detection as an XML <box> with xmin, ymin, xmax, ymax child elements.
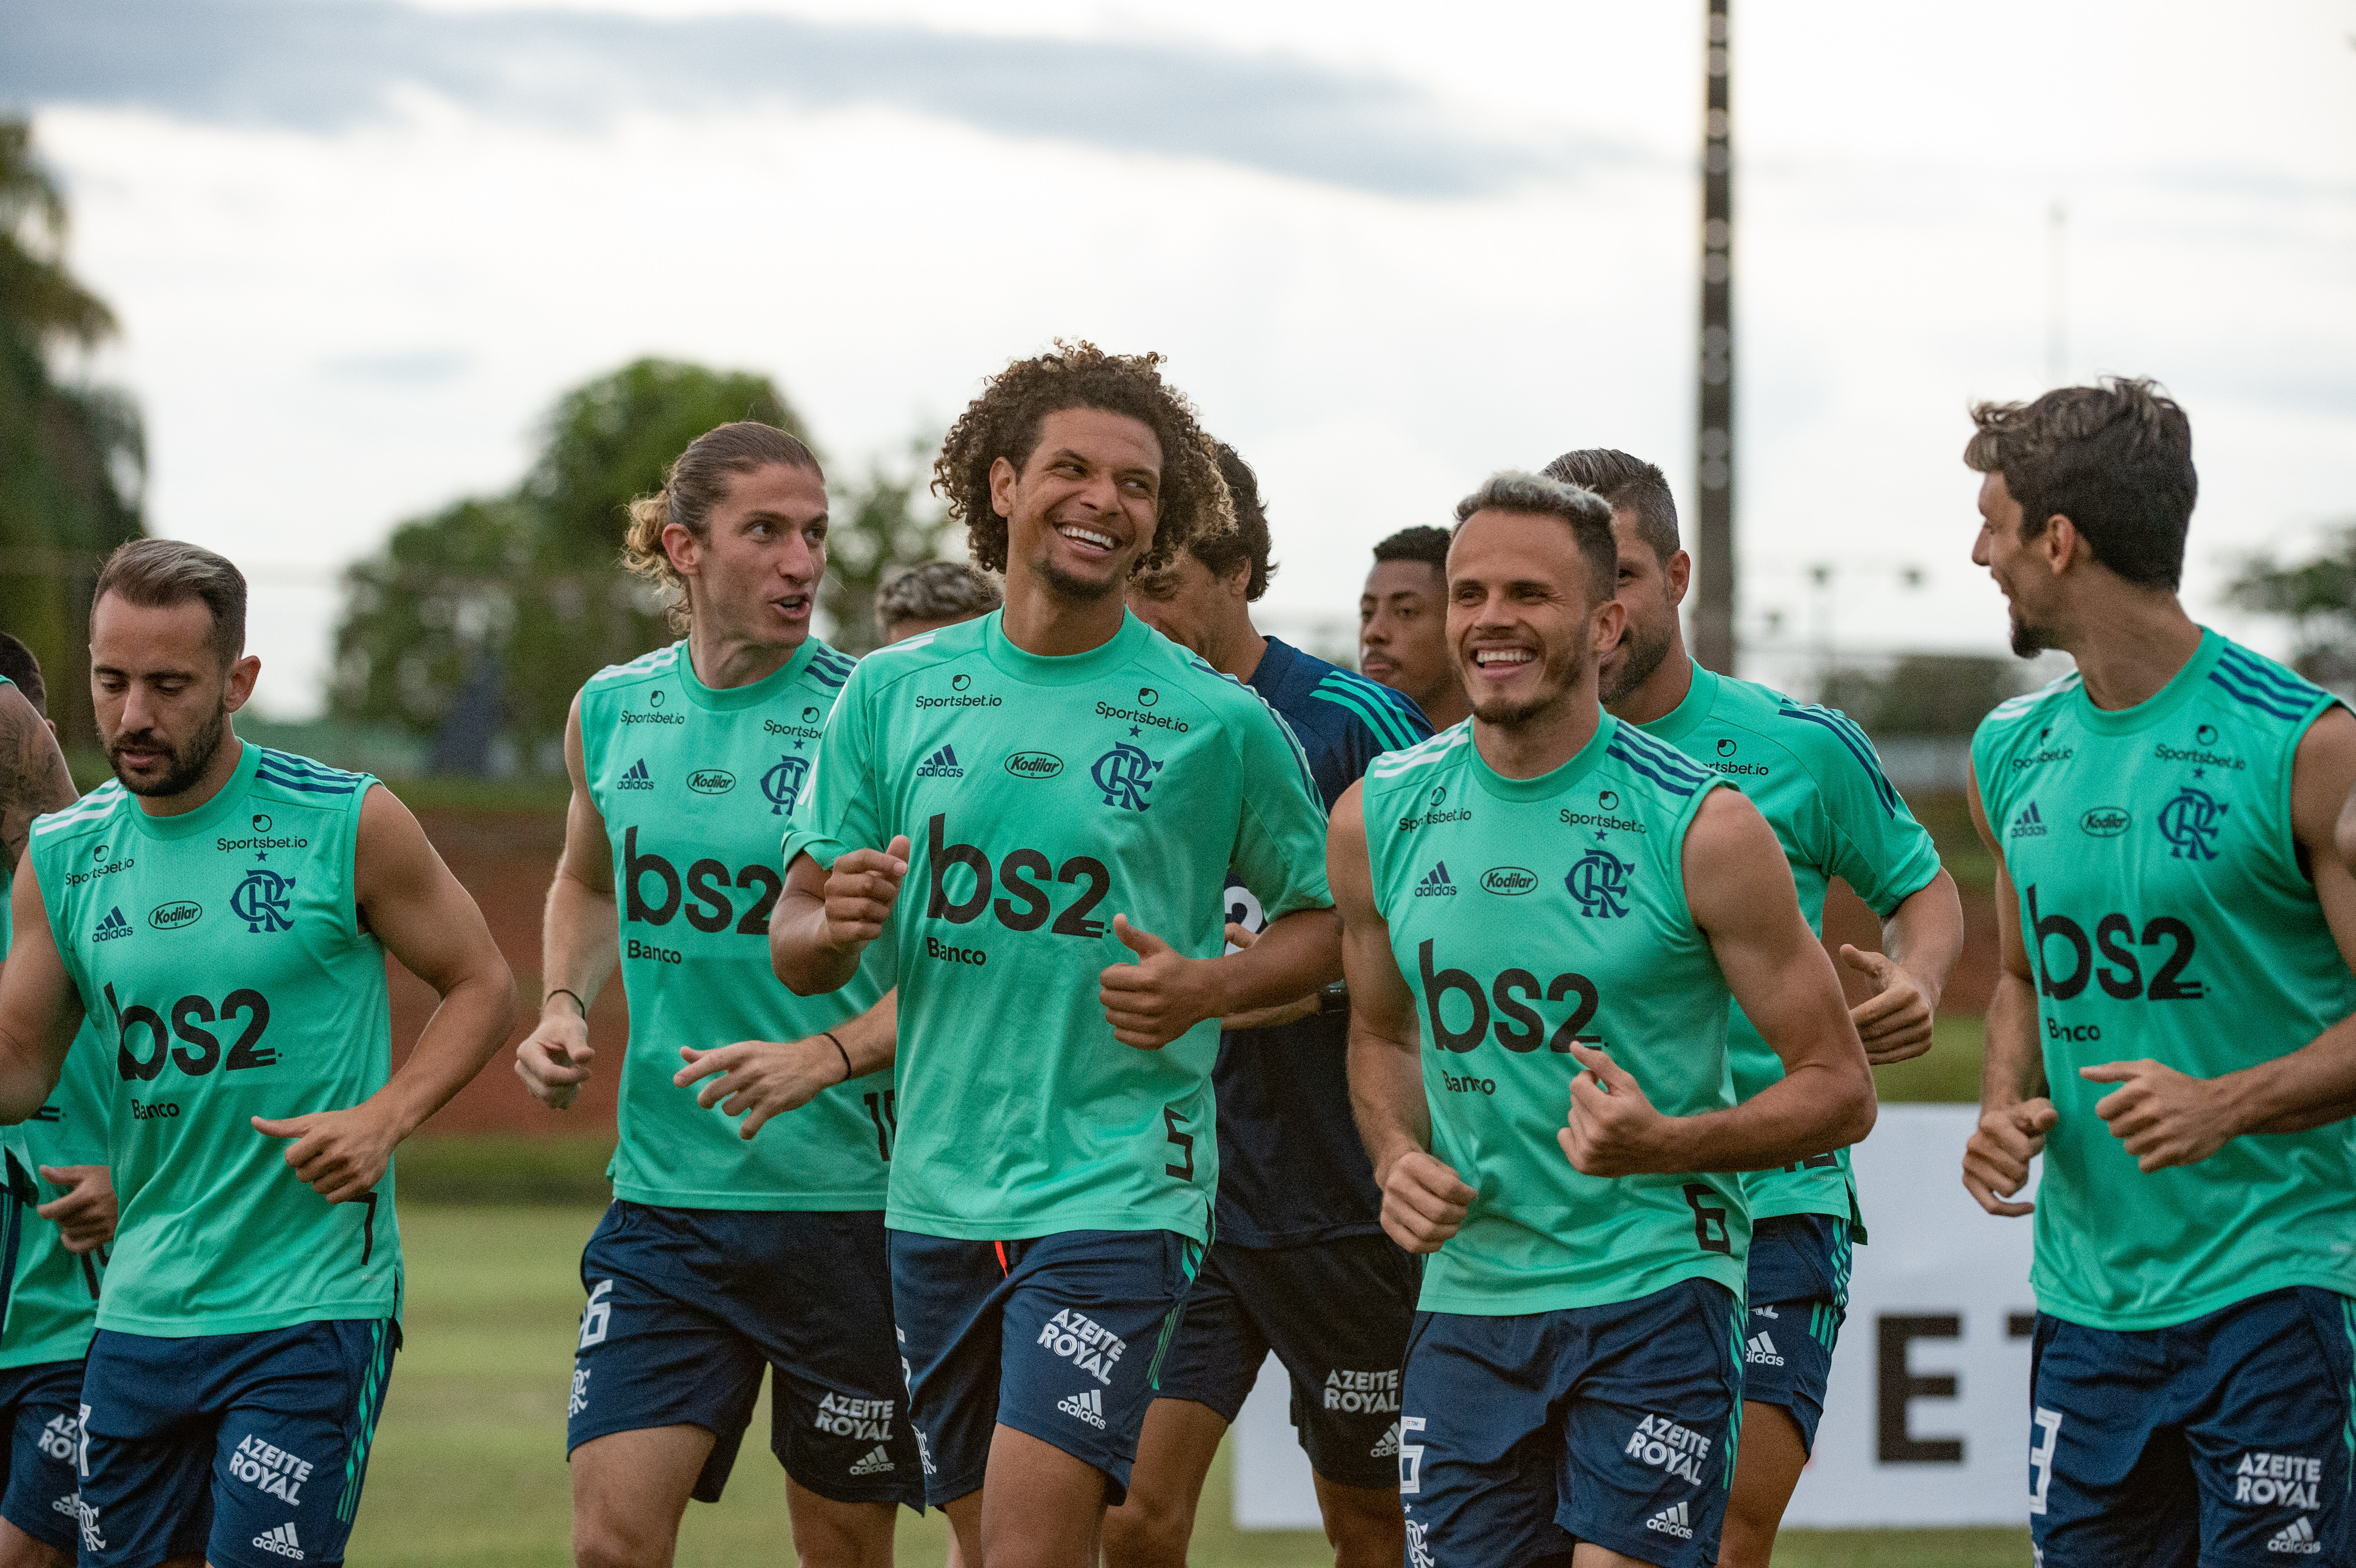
<box><xmin>580</xmin><ymin>638</ymin><xmax>894</xmax><ymax>1210</ymax></box>
<box><xmin>1973</xmin><ymin>630</ymin><xmax>2356</xmax><ymax>1330</ymax></box>
<box><xmin>1640</xmin><ymin>663</ymin><xmax>1941</xmax><ymax>1235</ymax></box>
<box><xmin>781</xmin><ymin>610</ymin><xmax>1332</xmax><ymax>1244</ymax></box>
<box><xmin>1361</xmin><ymin>716</ymin><xmax>1747</xmax><ymax>1315</ymax></box>
<box><xmin>29</xmin><ymin>742</ymin><xmax>401</xmax><ymax>1336</ymax></box>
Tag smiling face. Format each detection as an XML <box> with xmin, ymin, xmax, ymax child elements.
<box><xmin>1972</xmin><ymin>470</ymin><xmax>2063</xmax><ymax>657</ymax></box>
<box><xmin>1446</xmin><ymin>510</ymin><xmax>1623</xmax><ymax>733</ymax></box>
<box><xmin>90</xmin><ymin>593</ymin><xmax>258</xmax><ymax>799</ymax></box>
<box><xmin>666</xmin><ymin>461</ymin><xmax>829</xmax><ymax>651</ymax></box>
<box><xmin>1597</xmin><ymin>510</ymin><xmax>1688</xmax><ymax>705</ymax></box>
<box><xmin>991</xmin><ymin>406</ymin><xmax>1163</xmax><ymax>603</ymax></box>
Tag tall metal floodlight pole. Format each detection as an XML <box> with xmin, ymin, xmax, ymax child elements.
<box><xmin>1694</xmin><ymin>0</ymin><xmax>1736</xmax><ymax>674</ymax></box>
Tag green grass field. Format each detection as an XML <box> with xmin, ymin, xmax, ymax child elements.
<box><xmin>349</xmin><ymin>1206</ymin><xmax>2029</xmax><ymax>1567</ymax></box>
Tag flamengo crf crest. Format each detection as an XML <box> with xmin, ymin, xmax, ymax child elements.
<box><xmin>231</xmin><ymin>868</ymin><xmax>296</xmax><ymax>933</ymax></box>
<box><xmin>763</xmin><ymin>755</ymin><xmax>810</xmax><ymax>817</ymax></box>
<box><xmin>2157</xmin><ymin>785</ymin><xmax>2225</xmax><ymax>860</ymax></box>
<box><xmin>1091</xmin><ymin>742</ymin><xmax>1163</xmax><ymax>811</ymax></box>
<box><xmin>1565</xmin><ymin>848</ymin><xmax>1631</xmax><ymax>918</ymax></box>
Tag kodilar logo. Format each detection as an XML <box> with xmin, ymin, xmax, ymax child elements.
<box><xmin>147</xmin><ymin>900</ymin><xmax>202</xmax><ymax>931</ymax></box>
<box><xmin>2079</xmin><ymin>806</ymin><xmax>2130</xmax><ymax>838</ymax></box>
<box><xmin>1480</xmin><ymin>866</ymin><xmax>1537</xmax><ymax>895</ymax></box>
<box><xmin>1004</xmin><ymin>751</ymin><xmax>1063</xmax><ymax>780</ymax></box>
<box><xmin>687</xmin><ymin>769</ymin><xmax>735</xmax><ymax>795</ymax></box>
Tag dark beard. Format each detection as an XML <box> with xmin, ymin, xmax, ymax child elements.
<box><xmin>1598</xmin><ymin>614</ymin><xmax>1676</xmax><ymax>705</ymax></box>
<box><xmin>2008</xmin><ymin>607</ymin><xmax>2051</xmax><ymax>659</ymax></box>
<box><xmin>109</xmin><ymin>704</ymin><xmax>226</xmax><ymax>798</ymax></box>
<box><xmin>1037</xmin><ymin>555</ymin><xmax>1122</xmax><ymax>606</ymax></box>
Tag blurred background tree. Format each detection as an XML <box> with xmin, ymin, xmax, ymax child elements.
<box><xmin>2225</xmin><ymin>523</ymin><xmax>2356</xmax><ymax>695</ymax></box>
<box><xmin>1817</xmin><ymin>653</ymin><xmax>2024</xmax><ymax>735</ymax></box>
<box><xmin>332</xmin><ymin>359</ymin><xmax>953</xmax><ymax>771</ymax></box>
<box><xmin>0</xmin><ymin>117</ymin><xmax>145</xmax><ymax>746</ymax></box>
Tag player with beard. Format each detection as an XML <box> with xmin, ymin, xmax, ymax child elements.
<box><xmin>0</xmin><ymin>637</ymin><xmax>113</xmax><ymax>1568</ymax></box>
<box><xmin>511</xmin><ymin>422</ymin><xmax>922</xmax><ymax>1568</ymax></box>
<box><xmin>0</xmin><ymin>540</ymin><xmax>518</xmax><ymax>1568</ymax></box>
<box><xmin>1958</xmin><ymin>381</ymin><xmax>2356</xmax><ymax>1566</ymax></box>
<box><xmin>1336</xmin><ymin>472</ymin><xmax>1874</xmax><ymax>1568</ymax></box>
<box><xmin>1359</xmin><ymin>528</ymin><xmax>1465</xmax><ymax>732</ymax></box>
<box><xmin>1543</xmin><ymin>448</ymin><xmax>1963</xmax><ymax>1566</ymax></box>
<box><xmin>1108</xmin><ymin>444</ymin><xmax>1428</xmax><ymax>1568</ymax></box>
<box><xmin>772</xmin><ymin>343</ymin><xmax>1341</xmax><ymax>1568</ymax></box>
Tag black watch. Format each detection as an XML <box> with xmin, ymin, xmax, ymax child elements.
<box><xmin>1317</xmin><ymin>980</ymin><xmax>1350</xmax><ymax>1015</ymax></box>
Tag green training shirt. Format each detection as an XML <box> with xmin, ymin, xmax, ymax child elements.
<box><xmin>1361</xmin><ymin>715</ymin><xmax>1748</xmax><ymax>1315</ymax></box>
<box><xmin>1640</xmin><ymin>662</ymin><xmax>1942</xmax><ymax>1236</ymax></box>
<box><xmin>781</xmin><ymin>610</ymin><xmax>1333</xmax><ymax>1244</ymax></box>
<box><xmin>1973</xmin><ymin>630</ymin><xmax>2356</xmax><ymax>1330</ymax></box>
<box><xmin>581</xmin><ymin>637</ymin><xmax>894</xmax><ymax>1210</ymax></box>
<box><xmin>30</xmin><ymin>741</ymin><xmax>401</xmax><ymax>1336</ymax></box>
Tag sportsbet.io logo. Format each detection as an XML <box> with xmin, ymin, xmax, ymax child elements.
<box><xmin>232</xmin><ymin>868</ymin><xmax>296</xmax><ymax>933</ymax></box>
<box><xmin>1565</xmin><ymin>848</ymin><xmax>1632</xmax><ymax>918</ymax></box>
<box><xmin>762</xmin><ymin>755</ymin><xmax>810</xmax><ymax>817</ymax></box>
<box><xmin>1090</xmin><ymin>742</ymin><xmax>1163</xmax><ymax>811</ymax></box>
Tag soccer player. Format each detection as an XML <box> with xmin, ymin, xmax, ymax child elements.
<box><xmin>1545</xmin><ymin>447</ymin><xmax>1963</xmax><ymax>1566</ymax></box>
<box><xmin>0</xmin><ymin>539</ymin><xmax>519</xmax><ymax>1568</ymax></box>
<box><xmin>878</xmin><ymin>561</ymin><xmax>1003</xmax><ymax>647</ymax></box>
<box><xmin>510</xmin><ymin>421</ymin><xmax>920</xmax><ymax>1568</ymax></box>
<box><xmin>1956</xmin><ymin>380</ymin><xmax>2356</xmax><ymax>1566</ymax></box>
<box><xmin>771</xmin><ymin>342</ymin><xmax>1341</xmax><ymax>1568</ymax></box>
<box><xmin>0</xmin><ymin>639</ymin><xmax>112</xmax><ymax>1568</ymax></box>
<box><xmin>1359</xmin><ymin>527</ymin><xmax>1466</xmax><ymax>731</ymax></box>
<box><xmin>1108</xmin><ymin>445</ymin><xmax>1429</xmax><ymax>1568</ymax></box>
<box><xmin>1337</xmin><ymin>472</ymin><xmax>1876</xmax><ymax>1568</ymax></box>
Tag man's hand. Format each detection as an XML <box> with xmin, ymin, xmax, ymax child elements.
<box><xmin>2083</xmin><ymin>1059</ymin><xmax>2237</xmax><ymax>1172</ymax></box>
<box><xmin>1217</xmin><ymin>923</ymin><xmax>1320</xmax><ymax>1032</ymax></box>
<box><xmin>1962</xmin><ymin>1098</ymin><xmax>2058</xmax><ymax>1216</ymax></box>
<box><xmin>251</xmin><ymin>1104</ymin><xmax>402</xmax><ymax>1204</ymax></box>
<box><xmin>1841</xmin><ymin>944</ymin><xmax>1936</xmax><ymax>1065</ymax></box>
<box><xmin>35</xmin><ymin>1164</ymin><xmax>115</xmax><ymax>1253</ymax></box>
<box><xmin>1099</xmin><ymin>915</ymin><xmax>1214</xmax><ymax>1049</ymax></box>
<box><xmin>823</xmin><ymin>835</ymin><xmax>912</xmax><ymax>952</ymax></box>
<box><xmin>1377</xmin><ymin>1149</ymin><xmax>1475</xmax><ymax>1253</ymax></box>
<box><xmin>1559</xmin><ymin>1042</ymin><xmax>1677</xmax><ymax>1176</ymax></box>
<box><xmin>674</xmin><ymin>1039</ymin><xmax>845</xmax><ymax>1140</ymax></box>
<box><xmin>514</xmin><ymin>1005</ymin><xmax>594</xmax><ymax>1110</ymax></box>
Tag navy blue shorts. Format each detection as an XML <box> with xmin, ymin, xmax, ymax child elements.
<box><xmin>0</xmin><ymin>1360</ymin><xmax>84</xmax><ymax>1551</ymax></box>
<box><xmin>888</xmin><ymin>1229</ymin><xmax>1200</xmax><ymax>1508</ymax></box>
<box><xmin>1155</xmin><ymin>1233</ymin><xmax>1416</xmax><ymax>1490</ymax></box>
<box><xmin>2029</xmin><ymin>1286</ymin><xmax>2355</xmax><ymax>1567</ymax></box>
<box><xmin>1739</xmin><ymin>1215</ymin><xmax>1849</xmax><ymax>1453</ymax></box>
<box><xmin>1399</xmin><ymin>1278</ymin><xmax>1741</xmax><ymax>1568</ymax></box>
<box><xmin>76</xmin><ymin>1318</ymin><xmax>398</xmax><ymax>1568</ymax></box>
<box><xmin>567</xmin><ymin>1201</ymin><xmax>920</xmax><ymax>1508</ymax></box>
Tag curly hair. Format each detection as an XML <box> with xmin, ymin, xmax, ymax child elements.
<box><xmin>931</xmin><ymin>341</ymin><xmax>1233</xmax><ymax>577</ymax></box>
<box><xmin>622</xmin><ymin>422</ymin><xmax>821</xmax><ymax>631</ymax></box>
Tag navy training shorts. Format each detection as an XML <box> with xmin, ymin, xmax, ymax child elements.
<box><xmin>1399</xmin><ymin>1277</ymin><xmax>1742</xmax><ymax>1568</ymax></box>
<box><xmin>2029</xmin><ymin>1285</ymin><xmax>2354</xmax><ymax>1567</ymax></box>
<box><xmin>567</xmin><ymin>1200</ymin><xmax>920</xmax><ymax>1508</ymax></box>
<box><xmin>0</xmin><ymin>1359</ymin><xmax>85</xmax><ymax>1552</ymax></box>
<box><xmin>1739</xmin><ymin>1214</ymin><xmax>1850</xmax><ymax>1453</ymax></box>
<box><xmin>888</xmin><ymin>1228</ymin><xmax>1200</xmax><ymax>1508</ymax></box>
<box><xmin>1154</xmin><ymin>1232</ymin><xmax>1416</xmax><ymax>1490</ymax></box>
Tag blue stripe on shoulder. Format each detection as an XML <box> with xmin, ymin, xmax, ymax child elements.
<box><xmin>258</xmin><ymin>748</ymin><xmax>364</xmax><ymax>783</ymax></box>
<box><xmin>1604</xmin><ymin>741</ymin><xmax>1699</xmax><ymax>797</ymax></box>
<box><xmin>1311</xmin><ymin>673</ymin><xmax>1416</xmax><ymax>751</ymax></box>
<box><xmin>2206</xmin><ymin>667</ymin><xmax>2311</xmax><ymax>722</ymax></box>
<box><xmin>1611</xmin><ymin>725</ymin><xmax>1712</xmax><ymax>785</ymax></box>
<box><xmin>1775</xmin><ymin>706</ymin><xmax>1902</xmax><ymax>817</ymax></box>
<box><xmin>2214</xmin><ymin>647</ymin><xmax>2319</xmax><ymax>704</ymax></box>
<box><xmin>255</xmin><ymin>767</ymin><xmax>359</xmax><ymax>796</ymax></box>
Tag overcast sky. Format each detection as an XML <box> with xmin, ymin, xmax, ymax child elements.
<box><xmin>7</xmin><ymin>0</ymin><xmax>2353</xmax><ymax>716</ymax></box>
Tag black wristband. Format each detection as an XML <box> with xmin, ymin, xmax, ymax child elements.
<box><xmin>545</xmin><ymin>987</ymin><xmax>587</xmax><ymax>1018</ymax></box>
<box><xmin>822</xmin><ymin>1030</ymin><xmax>853</xmax><ymax>1083</ymax></box>
<box><xmin>1318</xmin><ymin>980</ymin><xmax>1350</xmax><ymax>1015</ymax></box>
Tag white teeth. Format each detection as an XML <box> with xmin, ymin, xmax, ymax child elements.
<box><xmin>1474</xmin><ymin>649</ymin><xmax>1533</xmax><ymax>667</ymax></box>
<box><xmin>1060</xmin><ymin>525</ymin><xmax>1116</xmax><ymax>550</ymax></box>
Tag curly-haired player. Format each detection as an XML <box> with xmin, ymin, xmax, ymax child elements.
<box><xmin>774</xmin><ymin>346</ymin><xmax>1341</xmax><ymax>1568</ymax></box>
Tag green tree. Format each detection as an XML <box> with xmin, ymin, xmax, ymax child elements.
<box><xmin>0</xmin><ymin>118</ymin><xmax>145</xmax><ymax>747</ymax></box>
<box><xmin>1818</xmin><ymin>654</ymin><xmax>2022</xmax><ymax>736</ymax></box>
<box><xmin>818</xmin><ymin>435</ymin><xmax>952</xmax><ymax>656</ymax></box>
<box><xmin>2226</xmin><ymin>524</ymin><xmax>2356</xmax><ymax>693</ymax></box>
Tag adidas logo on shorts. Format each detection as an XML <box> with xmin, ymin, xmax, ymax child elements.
<box><xmin>2268</xmin><ymin>1516</ymin><xmax>2322</xmax><ymax>1555</ymax></box>
<box><xmin>1744</xmin><ymin>1331</ymin><xmax>1785</xmax><ymax>1368</ymax></box>
<box><xmin>916</xmin><ymin>745</ymin><xmax>964</xmax><ymax>779</ymax></box>
<box><xmin>1057</xmin><ymin>1387</ymin><xmax>1106</xmax><ymax>1429</ymax></box>
<box><xmin>252</xmin><ymin>1522</ymin><xmax>305</xmax><ymax>1560</ymax></box>
<box><xmin>1645</xmin><ymin>1500</ymin><xmax>1694</xmax><ymax>1540</ymax></box>
<box><xmin>1369</xmin><ymin>1424</ymin><xmax>1400</xmax><ymax>1459</ymax></box>
<box><xmin>849</xmin><ymin>1446</ymin><xmax>895</xmax><ymax>1477</ymax></box>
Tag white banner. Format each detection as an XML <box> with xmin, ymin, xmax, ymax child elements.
<box><xmin>1234</xmin><ymin>1104</ymin><xmax>2039</xmax><ymax>1531</ymax></box>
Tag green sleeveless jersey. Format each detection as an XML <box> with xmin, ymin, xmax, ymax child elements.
<box><xmin>1973</xmin><ymin>630</ymin><xmax>2356</xmax><ymax>1330</ymax></box>
<box><xmin>1362</xmin><ymin>716</ymin><xmax>1748</xmax><ymax>1315</ymax></box>
<box><xmin>29</xmin><ymin>741</ymin><xmax>401</xmax><ymax>1336</ymax></box>
<box><xmin>0</xmin><ymin>674</ymin><xmax>110</xmax><ymax>1365</ymax></box>
<box><xmin>781</xmin><ymin>610</ymin><xmax>1332</xmax><ymax>1244</ymax></box>
<box><xmin>1640</xmin><ymin>663</ymin><xmax>1941</xmax><ymax>1236</ymax></box>
<box><xmin>581</xmin><ymin>637</ymin><xmax>894</xmax><ymax>1210</ymax></box>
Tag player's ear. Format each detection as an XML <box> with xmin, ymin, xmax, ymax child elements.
<box><xmin>1665</xmin><ymin>549</ymin><xmax>1691</xmax><ymax>605</ymax></box>
<box><xmin>989</xmin><ymin>456</ymin><xmax>1019</xmax><ymax>520</ymax></box>
<box><xmin>1590</xmin><ymin>596</ymin><xmax>1627</xmax><ymax>656</ymax></box>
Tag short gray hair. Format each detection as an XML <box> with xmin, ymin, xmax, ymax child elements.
<box><xmin>1451</xmin><ymin>471</ymin><xmax>1618</xmax><ymax>604</ymax></box>
<box><xmin>876</xmin><ymin>561</ymin><xmax>1002</xmax><ymax>629</ymax></box>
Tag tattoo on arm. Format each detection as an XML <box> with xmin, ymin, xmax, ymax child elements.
<box><xmin>0</xmin><ymin>698</ymin><xmax>75</xmax><ymax>873</ymax></box>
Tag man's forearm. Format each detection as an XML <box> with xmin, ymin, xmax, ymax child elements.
<box><xmin>1206</xmin><ymin>907</ymin><xmax>1341</xmax><ymax>1016</ymax></box>
<box><xmin>829</xmin><ymin>990</ymin><xmax>898</xmax><ymax>1078</ymax></box>
<box><xmin>1659</xmin><ymin>1057</ymin><xmax>1874</xmax><ymax>1173</ymax></box>
<box><xmin>2219</xmin><ymin>1015</ymin><xmax>2356</xmax><ymax>1136</ymax></box>
<box><xmin>0</xmin><ymin>1028</ymin><xmax>62</xmax><ymax>1125</ymax></box>
<box><xmin>1981</xmin><ymin>971</ymin><xmax>2045</xmax><ymax>1111</ymax></box>
<box><xmin>374</xmin><ymin>973</ymin><xmax>518</xmax><ymax>1140</ymax></box>
<box><xmin>540</xmin><ymin>871</ymin><xmax>620</xmax><ymax>1013</ymax></box>
<box><xmin>1883</xmin><ymin>873</ymin><xmax>1964</xmax><ymax>1011</ymax></box>
<box><xmin>1347</xmin><ymin>1029</ymin><xmax>1429</xmax><ymax>1184</ymax></box>
<box><xmin>771</xmin><ymin>889</ymin><xmax>863</xmax><ymax>996</ymax></box>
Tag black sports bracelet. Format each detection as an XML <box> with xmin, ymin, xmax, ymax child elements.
<box><xmin>545</xmin><ymin>987</ymin><xmax>587</xmax><ymax>1017</ymax></box>
<box><xmin>822</xmin><ymin>1030</ymin><xmax>853</xmax><ymax>1082</ymax></box>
